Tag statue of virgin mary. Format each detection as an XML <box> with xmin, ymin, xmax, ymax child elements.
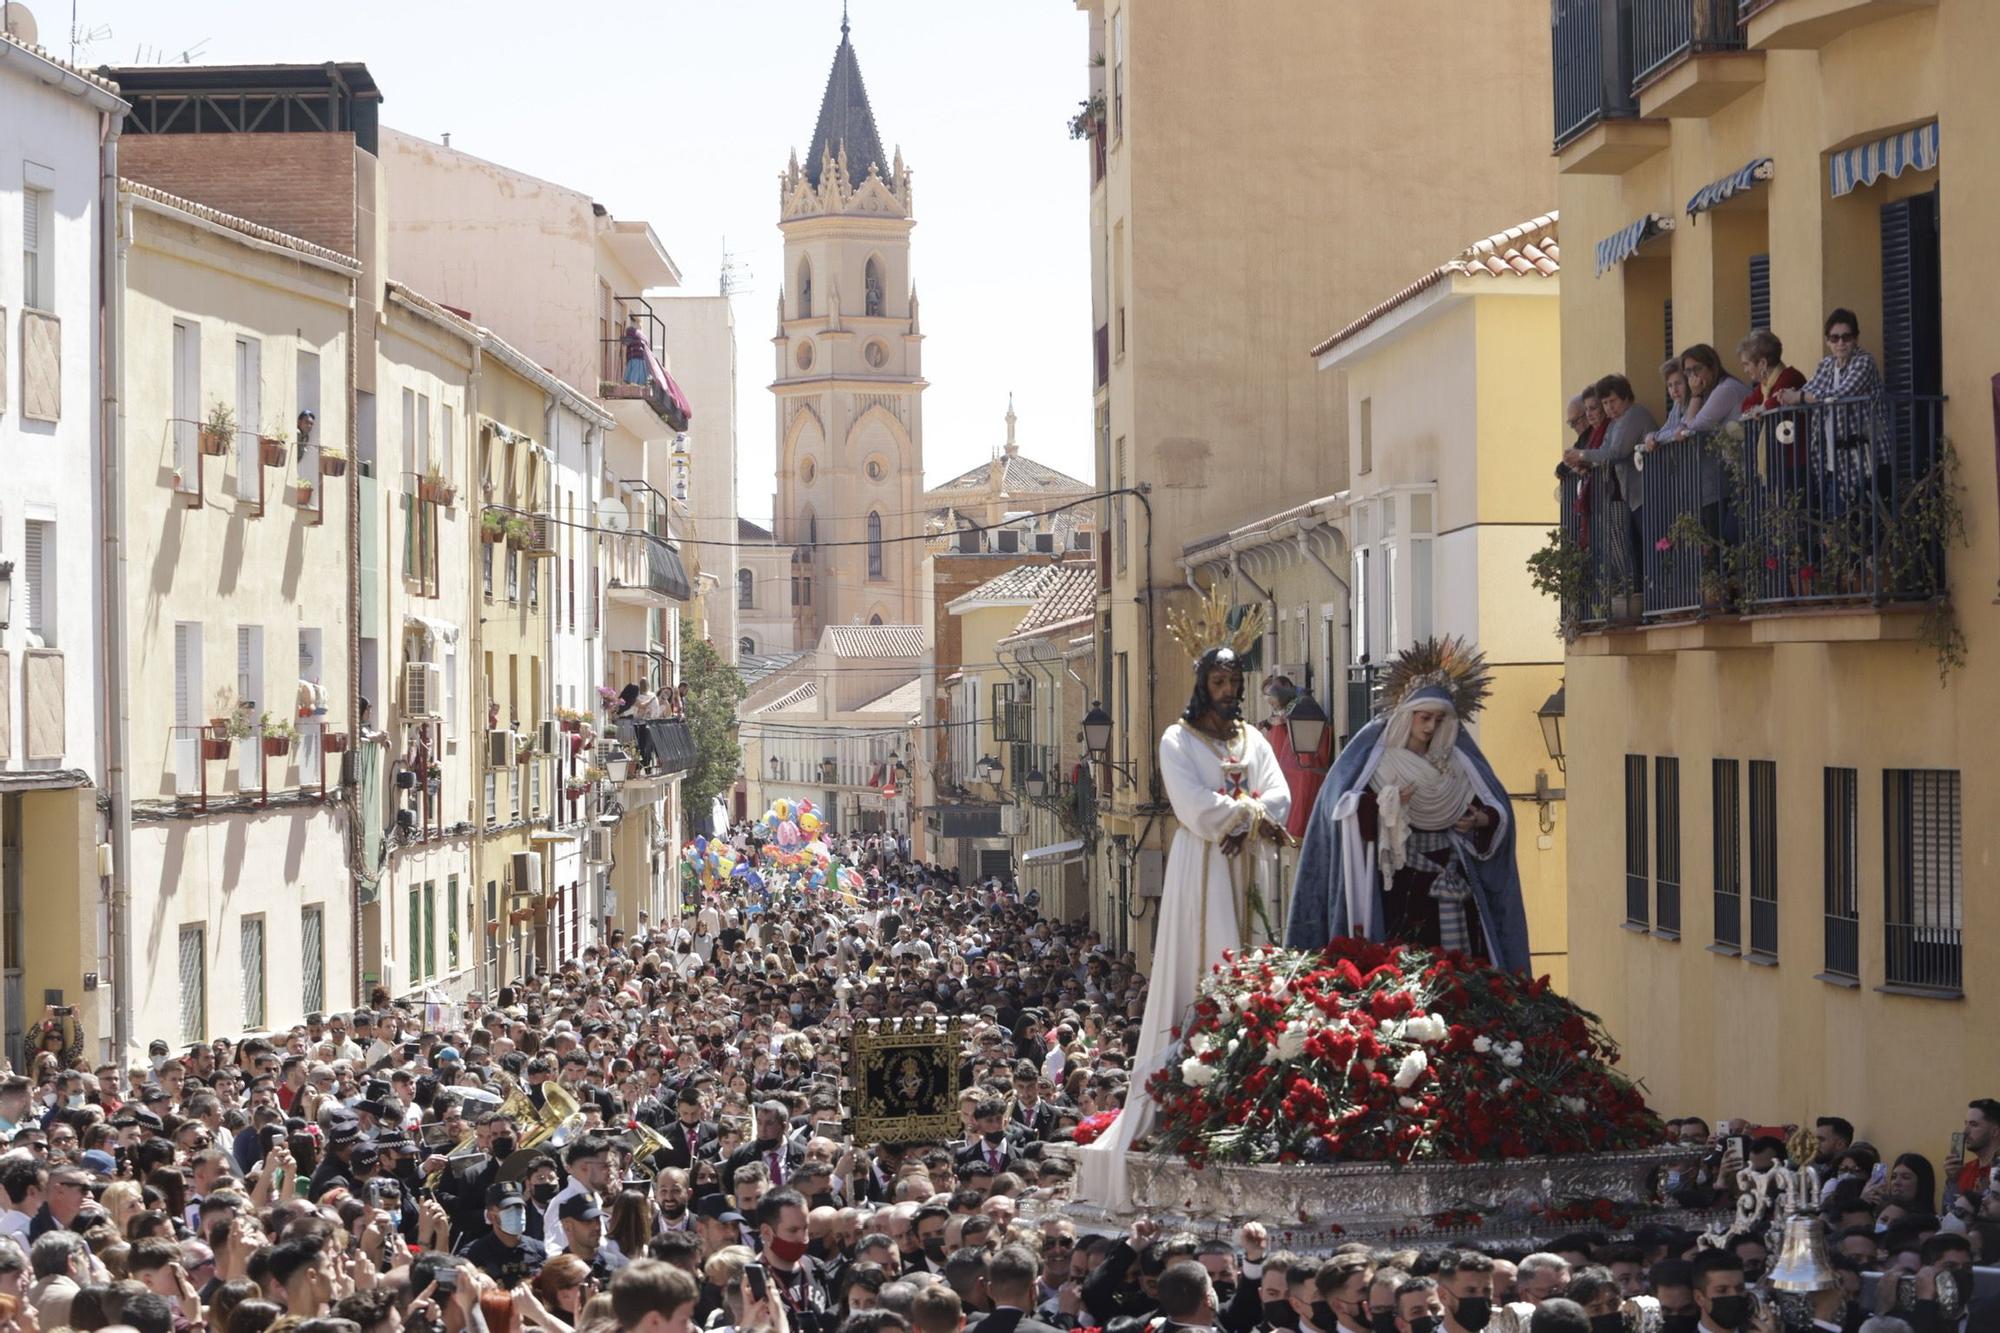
<box><xmin>1285</xmin><ymin>638</ymin><xmax>1531</xmax><ymax>971</ymax></box>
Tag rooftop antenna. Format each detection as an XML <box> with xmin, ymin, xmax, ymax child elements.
<box><xmin>67</xmin><ymin>2</ymin><xmax>109</xmax><ymax>64</ymax></box>
<box><xmin>720</xmin><ymin>235</ymin><xmax>755</xmax><ymax>298</ymax></box>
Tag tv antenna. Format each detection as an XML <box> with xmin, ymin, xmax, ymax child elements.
<box><xmin>67</xmin><ymin>3</ymin><xmax>110</xmax><ymax>64</ymax></box>
<box><xmin>720</xmin><ymin>235</ymin><xmax>755</xmax><ymax>298</ymax></box>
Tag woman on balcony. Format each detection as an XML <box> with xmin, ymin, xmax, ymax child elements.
<box><xmin>1781</xmin><ymin>309</ymin><xmax>1888</xmax><ymax>570</ymax></box>
<box><xmin>1666</xmin><ymin>344</ymin><xmax>1752</xmax><ymax>597</ymax></box>
<box><xmin>1737</xmin><ymin>329</ymin><xmax>1808</xmax><ymax>418</ymax></box>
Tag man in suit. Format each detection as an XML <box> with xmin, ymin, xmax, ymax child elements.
<box><xmin>954</xmin><ymin>1099</ymin><xmax>1022</xmax><ymax>1178</ymax></box>
<box><xmin>651</xmin><ymin>1088</ymin><xmax>715</xmax><ymax>1171</ymax></box>
<box><xmin>1006</xmin><ymin>1065</ymin><xmax>1059</xmax><ymax>1143</ymax></box>
<box><xmin>1157</xmin><ymin>1260</ymin><xmax>1225</xmax><ymax>1333</ymax></box>
<box><xmin>723</xmin><ymin>1101</ymin><xmax>803</xmax><ymax>1196</ymax></box>
<box><xmin>973</xmin><ymin>1245</ymin><xmax>1069</xmax><ymax>1333</ymax></box>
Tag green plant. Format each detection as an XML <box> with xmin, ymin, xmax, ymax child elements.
<box><xmin>582</xmin><ymin>764</ymin><xmax>609</xmax><ymax>783</ymax></box>
<box><xmin>1884</xmin><ymin>436</ymin><xmax>1968</xmax><ymax>680</ymax></box>
<box><xmin>204</xmin><ymin>401</ymin><xmax>237</xmax><ymax>440</ymax></box>
<box><xmin>502</xmin><ymin>515</ymin><xmax>532</xmax><ymax>545</ymax></box>
<box><xmin>1067</xmin><ymin>95</ymin><xmax>1106</xmax><ymax>140</ymax></box>
<box><xmin>680</xmin><ymin>637</ymin><xmax>748</xmax><ymax>836</ymax></box>
<box><xmin>259</xmin><ymin>712</ymin><xmax>297</xmax><ymax>742</ymax></box>
<box><xmin>1525</xmin><ymin>528</ymin><xmax>1594</xmax><ymax>641</ymax></box>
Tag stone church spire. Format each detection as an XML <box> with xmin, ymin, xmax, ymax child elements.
<box><xmin>805</xmin><ymin>8</ymin><xmax>888</xmax><ymax>190</ymax></box>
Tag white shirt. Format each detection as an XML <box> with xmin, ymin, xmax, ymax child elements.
<box><xmin>541</xmin><ymin>1176</ymin><xmax>598</xmax><ymax>1254</ymax></box>
<box><xmin>0</xmin><ymin>1209</ymin><xmax>31</xmax><ymax>1241</ymax></box>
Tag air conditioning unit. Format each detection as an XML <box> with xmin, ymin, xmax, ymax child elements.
<box><xmin>511</xmin><ymin>849</ymin><xmax>543</xmax><ymax>895</ymax></box>
<box><xmin>995</xmin><ymin>529</ymin><xmax>1020</xmax><ymax>553</ymax></box>
<box><xmin>403</xmin><ymin>661</ymin><xmax>443</xmax><ymax>720</ymax></box>
<box><xmin>1033</xmin><ymin>532</ymin><xmax>1055</xmax><ymax>553</ymax></box>
<box><xmin>526</xmin><ymin>513</ymin><xmax>557</xmax><ymax>555</ymax></box>
<box><xmin>587</xmin><ymin>828</ymin><xmax>615</xmax><ymax>864</ymax></box>
<box><xmin>538</xmin><ymin>718</ymin><xmax>559</xmax><ymax>754</ymax></box>
<box><xmin>486</xmin><ymin>729</ymin><xmax>513</xmax><ymax>768</ymax></box>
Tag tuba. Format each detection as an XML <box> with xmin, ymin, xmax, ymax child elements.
<box><xmin>628</xmin><ymin>1119</ymin><xmax>673</xmax><ymax>1170</ymax></box>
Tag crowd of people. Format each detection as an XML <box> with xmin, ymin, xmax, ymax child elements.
<box><xmin>0</xmin><ymin>822</ymin><xmax>1988</xmax><ymax>1333</ymax></box>
<box><xmin>1559</xmin><ymin>309</ymin><xmax>1891</xmax><ymax>601</ymax></box>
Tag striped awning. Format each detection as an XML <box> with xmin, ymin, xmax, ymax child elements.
<box><xmin>1687</xmin><ymin>157</ymin><xmax>1774</xmax><ymax>217</ymax></box>
<box><xmin>1594</xmin><ymin>212</ymin><xmax>1675</xmax><ymax>276</ymax></box>
<box><xmin>1829</xmin><ymin>121</ymin><xmax>1938</xmax><ymax>198</ymax></box>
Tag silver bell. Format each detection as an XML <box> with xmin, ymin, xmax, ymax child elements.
<box><xmin>1766</xmin><ymin>1210</ymin><xmax>1834</xmax><ymax>1293</ymax></box>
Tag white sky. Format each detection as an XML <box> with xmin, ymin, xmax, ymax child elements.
<box><xmin>66</xmin><ymin>0</ymin><xmax>1094</xmax><ymax>524</ymax></box>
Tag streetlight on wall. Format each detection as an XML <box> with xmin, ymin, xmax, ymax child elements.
<box><xmin>1082</xmin><ymin>701</ymin><xmax>1112</xmax><ymax>760</ymax></box>
<box><xmin>1024</xmin><ymin>769</ymin><xmax>1048</xmax><ymax>799</ymax></box>
<box><xmin>1285</xmin><ymin>692</ymin><xmax>1329</xmax><ymax>767</ymax></box>
<box><xmin>1534</xmin><ymin>684</ymin><xmax>1566</xmax><ymax>833</ymax></box>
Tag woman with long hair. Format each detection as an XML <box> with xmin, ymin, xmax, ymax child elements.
<box><xmin>605</xmin><ymin>1186</ymin><xmax>655</xmax><ymax>1263</ymax></box>
<box><xmin>531</xmin><ymin>1253</ymin><xmax>598</xmax><ymax>1329</ymax></box>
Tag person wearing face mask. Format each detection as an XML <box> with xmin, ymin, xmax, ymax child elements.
<box><xmin>1561</xmin><ymin>1267</ymin><xmax>1625</xmax><ymax>1333</ymax></box>
<box><xmin>543</xmin><ymin>1134</ymin><xmax>614</xmax><ymax>1256</ymax></box>
<box><xmin>723</xmin><ymin>1103</ymin><xmax>801</xmax><ymax>1197</ymax></box>
<box><xmin>1157</xmin><ymin>1260</ymin><xmax>1227</xmax><ymax>1333</ymax></box>
<box><xmin>1310</xmin><ymin>1254</ymin><xmax>1376</xmax><ymax>1333</ymax></box>
<box><xmin>1195</xmin><ymin>1238</ymin><xmax>1256</xmax><ymax>1333</ymax></box>
<box><xmin>979</xmin><ymin>1244</ymin><xmax>1068</xmax><ymax>1333</ymax></box>
<box><xmin>1528</xmin><ymin>1299</ymin><xmax>1593</xmax><ymax>1333</ymax></box>
<box><xmin>954</xmin><ymin>1100</ymin><xmax>1022</xmax><ymax>1179</ymax></box>
<box><xmin>756</xmin><ymin>1188</ymin><xmax>831</xmax><ymax>1333</ymax></box>
<box><xmin>1436</xmin><ymin>1251</ymin><xmax>1495</xmax><ymax>1333</ymax></box>
<box><xmin>1689</xmin><ymin>1251</ymin><xmax>1754</xmax><ymax>1333</ymax></box>
<box><xmin>458</xmin><ymin>1181</ymin><xmax>546</xmax><ymax>1288</ymax></box>
<box><xmin>1395</xmin><ymin>1277</ymin><xmax>1449</xmax><ymax>1333</ymax></box>
<box><xmin>1253</xmin><ymin>1255</ymin><xmax>1309</xmax><ymax>1333</ymax></box>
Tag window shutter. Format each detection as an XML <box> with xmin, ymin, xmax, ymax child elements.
<box><xmin>22</xmin><ymin>522</ymin><xmax>45</xmax><ymax>637</ymax></box>
<box><xmin>1663</xmin><ymin>298</ymin><xmax>1674</xmax><ymax>361</ymax></box>
<box><xmin>1747</xmin><ymin>254</ymin><xmax>1770</xmax><ymax>334</ymax></box>
<box><xmin>175</xmin><ymin>624</ymin><xmax>196</xmax><ymax>725</ymax></box>
<box><xmin>22</xmin><ymin>189</ymin><xmax>39</xmax><ymax>253</ymax></box>
<box><xmin>1879</xmin><ymin>190</ymin><xmax>1942</xmax><ymax>398</ymax></box>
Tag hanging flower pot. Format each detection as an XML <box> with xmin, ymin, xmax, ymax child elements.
<box><xmin>200</xmin><ymin>735</ymin><xmax>232</xmax><ymax>762</ymax></box>
<box><xmin>322</xmin><ymin>733</ymin><xmax>351</xmax><ymax>755</ymax></box>
<box><xmin>260</xmin><ymin>437</ymin><xmax>289</xmax><ymax>468</ymax></box>
<box><xmin>319</xmin><ymin>450</ymin><xmax>349</xmax><ymax>478</ymax></box>
<box><xmin>261</xmin><ymin>735</ymin><xmax>292</xmax><ymax>758</ymax></box>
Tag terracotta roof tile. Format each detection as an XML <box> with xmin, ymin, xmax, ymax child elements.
<box><xmin>1</xmin><ymin>31</ymin><xmax>124</xmax><ymax>98</ymax></box>
<box><xmin>1000</xmin><ymin>564</ymin><xmax>1098</xmax><ymax>642</ymax></box>
<box><xmin>822</xmin><ymin>624</ymin><xmax>925</xmax><ymax>658</ymax></box>
<box><xmin>1308</xmin><ymin>212</ymin><xmax>1559</xmax><ymax>359</ymax></box>
<box><xmin>928</xmin><ymin>450</ymin><xmax>1093</xmax><ymax>496</ymax></box>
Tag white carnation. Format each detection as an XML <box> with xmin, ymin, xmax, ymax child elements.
<box><xmin>1405</xmin><ymin>1014</ymin><xmax>1449</xmax><ymax>1043</ymax></box>
<box><xmin>1393</xmin><ymin>1049</ymin><xmax>1429</xmax><ymax>1090</ymax></box>
<box><xmin>1472</xmin><ymin>1034</ymin><xmax>1494</xmax><ymax>1054</ymax></box>
<box><xmin>1190</xmin><ymin>1033</ymin><xmax>1215</xmax><ymax>1055</ymax></box>
<box><xmin>1498</xmin><ymin>1077</ymin><xmax>1516</xmax><ymax>1093</ymax></box>
<box><xmin>1398</xmin><ymin>1096</ymin><xmax>1420</xmax><ymax>1111</ymax></box>
<box><xmin>1181</xmin><ymin>1057</ymin><xmax>1219</xmax><ymax>1087</ymax></box>
<box><xmin>1273</xmin><ymin>1021</ymin><xmax>1311</xmax><ymax>1062</ymax></box>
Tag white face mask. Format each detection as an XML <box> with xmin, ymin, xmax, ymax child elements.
<box><xmin>498</xmin><ymin>1203</ymin><xmax>527</xmax><ymax>1236</ymax></box>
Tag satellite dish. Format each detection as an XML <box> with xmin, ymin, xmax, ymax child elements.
<box><xmin>594</xmin><ymin>497</ymin><xmax>631</xmax><ymax>533</ymax></box>
<box><xmin>2</xmin><ymin>3</ymin><xmax>39</xmax><ymax>44</ymax></box>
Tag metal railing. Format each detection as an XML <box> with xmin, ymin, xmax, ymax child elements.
<box><xmin>1563</xmin><ymin>394</ymin><xmax>1949</xmax><ymax>628</ymax></box>
<box><xmin>1633</xmin><ymin>0</ymin><xmax>1745</xmax><ymax>88</ymax></box>
<box><xmin>1344</xmin><ymin>663</ymin><xmax>1383</xmax><ymax>743</ymax></box>
<box><xmin>1552</xmin><ymin>0</ymin><xmax>1638</xmax><ymax>149</ymax></box>
<box><xmin>1885</xmin><ymin>921</ymin><xmax>1961</xmax><ymax>993</ymax></box>
<box><xmin>1825</xmin><ymin>913</ymin><xmax>1860</xmax><ymax>980</ymax></box>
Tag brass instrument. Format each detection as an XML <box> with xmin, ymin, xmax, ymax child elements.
<box><xmin>424</xmin><ymin>1076</ymin><xmax>541</xmax><ymax>1190</ymax></box>
<box><xmin>628</xmin><ymin>1119</ymin><xmax>673</xmax><ymax>1169</ymax></box>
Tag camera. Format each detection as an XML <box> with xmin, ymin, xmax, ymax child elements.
<box><xmin>50</xmin><ymin>1006</ymin><xmax>74</xmax><ymax>1018</ymax></box>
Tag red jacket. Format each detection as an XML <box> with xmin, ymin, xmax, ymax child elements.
<box><xmin>1264</xmin><ymin>716</ymin><xmax>1334</xmax><ymax>839</ymax></box>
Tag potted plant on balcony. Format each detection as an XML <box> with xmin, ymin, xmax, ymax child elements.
<box><xmin>259</xmin><ymin>423</ymin><xmax>290</xmax><ymax>468</ymax></box>
<box><xmin>199</xmin><ymin>727</ymin><xmax>232</xmax><ymax>762</ymax></box>
<box><xmin>200</xmin><ymin>402</ymin><xmax>235</xmax><ymax>457</ymax></box>
<box><xmin>293</xmin><ymin>479</ymin><xmax>317</xmax><ymax>506</ymax></box>
<box><xmin>583</xmin><ymin>764</ymin><xmax>609</xmax><ymax>785</ymax></box>
<box><xmin>480</xmin><ymin>508</ymin><xmax>508</xmax><ymax>544</ymax></box>
<box><xmin>515</xmin><ymin>733</ymin><xmax>535</xmax><ymax>765</ymax></box>
<box><xmin>318</xmin><ymin>444</ymin><xmax>349</xmax><ymax>478</ymax></box>
<box><xmin>503</xmin><ymin>515</ymin><xmax>532</xmax><ymax>549</ymax></box>
<box><xmin>322</xmin><ymin>728</ymin><xmax>350</xmax><ymax>755</ymax></box>
<box><xmin>420</xmin><ymin>465</ymin><xmax>457</xmax><ymax>508</ymax></box>
<box><xmin>1067</xmin><ymin>94</ymin><xmax>1106</xmax><ymax>140</ymax></box>
<box><xmin>259</xmin><ymin>713</ymin><xmax>296</xmax><ymax>758</ymax></box>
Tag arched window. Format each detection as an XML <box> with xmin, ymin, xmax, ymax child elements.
<box><xmin>867</xmin><ymin>511</ymin><xmax>884</xmax><ymax>578</ymax></box>
<box><xmin>869</xmin><ymin>613</ymin><xmax>884</xmax><ymax>626</ymax></box>
<box><xmin>864</xmin><ymin>256</ymin><xmax>885</xmax><ymax>318</ymax></box>
<box><xmin>797</xmin><ymin>258</ymin><xmax>813</xmax><ymax>319</ymax></box>
<box><xmin>738</xmin><ymin>635</ymin><xmax>755</xmax><ymax>657</ymax></box>
<box><xmin>736</xmin><ymin>568</ymin><xmax>754</xmax><ymax>609</ymax></box>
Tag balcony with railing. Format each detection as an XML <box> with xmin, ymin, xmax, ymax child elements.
<box><xmin>598</xmin><ymin>297</ymin><xmax>691</xmax><ymax>430</ymax></box>
<box><xmin>1557</xmin><ymin>394</ymin><xmax>1949</xmax><ymax>648</ymax></box>
<box><xmin>604</xmin><ymin>530</ymin><xmax>691</xmax><ymax>606</ymax></box>
<box><xmin>171</xmin><ymin>719</ymin><xmax>341</xmax><ymax>810</ymax></box>
<box><xmin>1550</xmin><ymin>0</ymin><xmax>1667</xmax><ymax>171</ymax></box>
<box><xmin>1736</xmin><ymin>0</ymin><xmax>1932</xmax><ymax>52</ymax></box>
<box><xmin>1632</xmin><ymin>0</ymin><xmax>1758</xmax><ymax>117</ymax></box>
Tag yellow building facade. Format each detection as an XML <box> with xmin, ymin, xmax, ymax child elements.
<box><xmin>1555</xmin><ymin>0</ymin><xmax>2000</xmax><ymax>1142</ymax></box>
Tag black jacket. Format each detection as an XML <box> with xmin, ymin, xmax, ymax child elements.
<box><xmin>1083</xmin><ymin>1240</ymin><xmax>1155</xmax><ymax>1325</ymax></box>
<box><xmin>973</xmin><ymin>1309</ymin><xmax>1070</xmax><ymax>1333</ymax></box>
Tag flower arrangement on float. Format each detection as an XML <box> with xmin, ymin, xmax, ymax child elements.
<box><xmin>1146</xmin><ymin>937</ymin><xmax>1661</xmax><ymax>1167</ymax></box>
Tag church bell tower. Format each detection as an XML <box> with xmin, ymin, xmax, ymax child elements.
<box><xmin>773</xmin><ymin>9</ymin><xmax>927</xmax><ymax>642</ymax></box>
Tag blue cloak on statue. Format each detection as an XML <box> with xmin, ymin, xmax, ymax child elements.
<box><xmin>1283</xmin><ymin>685</ymin><xmax>1532</xmax><ymax>972</ymax></box>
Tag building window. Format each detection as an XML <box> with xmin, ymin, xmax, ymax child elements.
<box><xmin>240</xmin><ymin>916</ymin><xmax>266</xmax><ymax>1029</ymax></box>
<box><xmin>1748</xmin><ymin>760</ymin><xmax>1777</xmax><ymax>960</ymax></box>
<box><xmin>1822</xmin><ymin>767</ymin><xmax>1859</xmax><ymax>981</ymax></box>
<box><xmin>301</xmin><ymin>905</ymin><xmax>325</xmax><ymax>1014</ymax></box>
<box><xmin>1712</xmin><ymin>759</ymin><xmax>1741</xmax><ymax>952</ymax></box>
<box><xmin>865</xmin><ymin>256</ymin><xmax>885</xmax><ymax>317</ymax></box>
<box><xmin>738</xmin><ymin>568</ymin><xmax>754</xmax><ymax>609</ymax></box>
<box><xmin>1883</xmin><ymin>768</ymin><xmax>1961</xmax><ymax>993</ymax></box>
<box><xmin>21</xmin><ymin>184</ymin><xmax>51</xmax><ymax>311</ymax></box>
<box><xmin>738</xmin><ymin>635</ymin><xmax>755</xmax><ymax>658</ymax></box>
<box><xmin>867</xmin><ymin>512</ymin><xmax>884</xmax><ymax>578</ymax></box>
<box><xmin>178</xmin><ymin>924</ymin><xmax>206</xmax><ymax>1044</ymax></box>
<box><xmin>1110</xmin><ymin>9</ymin><xmax>1125</xmax><ymax>141</ymax></box>
<box><xmin>423</xmin><ymin>880</ymin><xmax>438</xmax><ymax>981</ymax></box>
<box><xmin>1112</xmin><ymin>221</ymin><xmax>1126</xmax><ymax>359</ymax></box>
<box><xmin>446</xmin><ymin>875</ymin><xmax>460</xmax><ymax>971</ymax></box>
<box><xmin>1655</xmin><ymin>757</ymin><xmax>1680</xmax><ymax>937</ymax></box>
<box><xmin>798</xmin><ymin>258</ymin><xmax>813</xmax><ymax>319</ymax></box>
<box><xmin>1113</xmin><ymin>437</ymin><xmax>1128</xmax><ymax>575</ymax></box>
<box><xmin>1358</xmin><ymin>397</ymin><xmax>1373</xmax><ymax>475</ymax></box>
<box><xmin>1623</xmin><ymin>755</ymin><xmax>1648</xmax><ymax>928</ymax></box>
<box><xmin>21</xmin><ymin>520</ymin><xmax>53</xmax><ymax>647</ymax></box>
